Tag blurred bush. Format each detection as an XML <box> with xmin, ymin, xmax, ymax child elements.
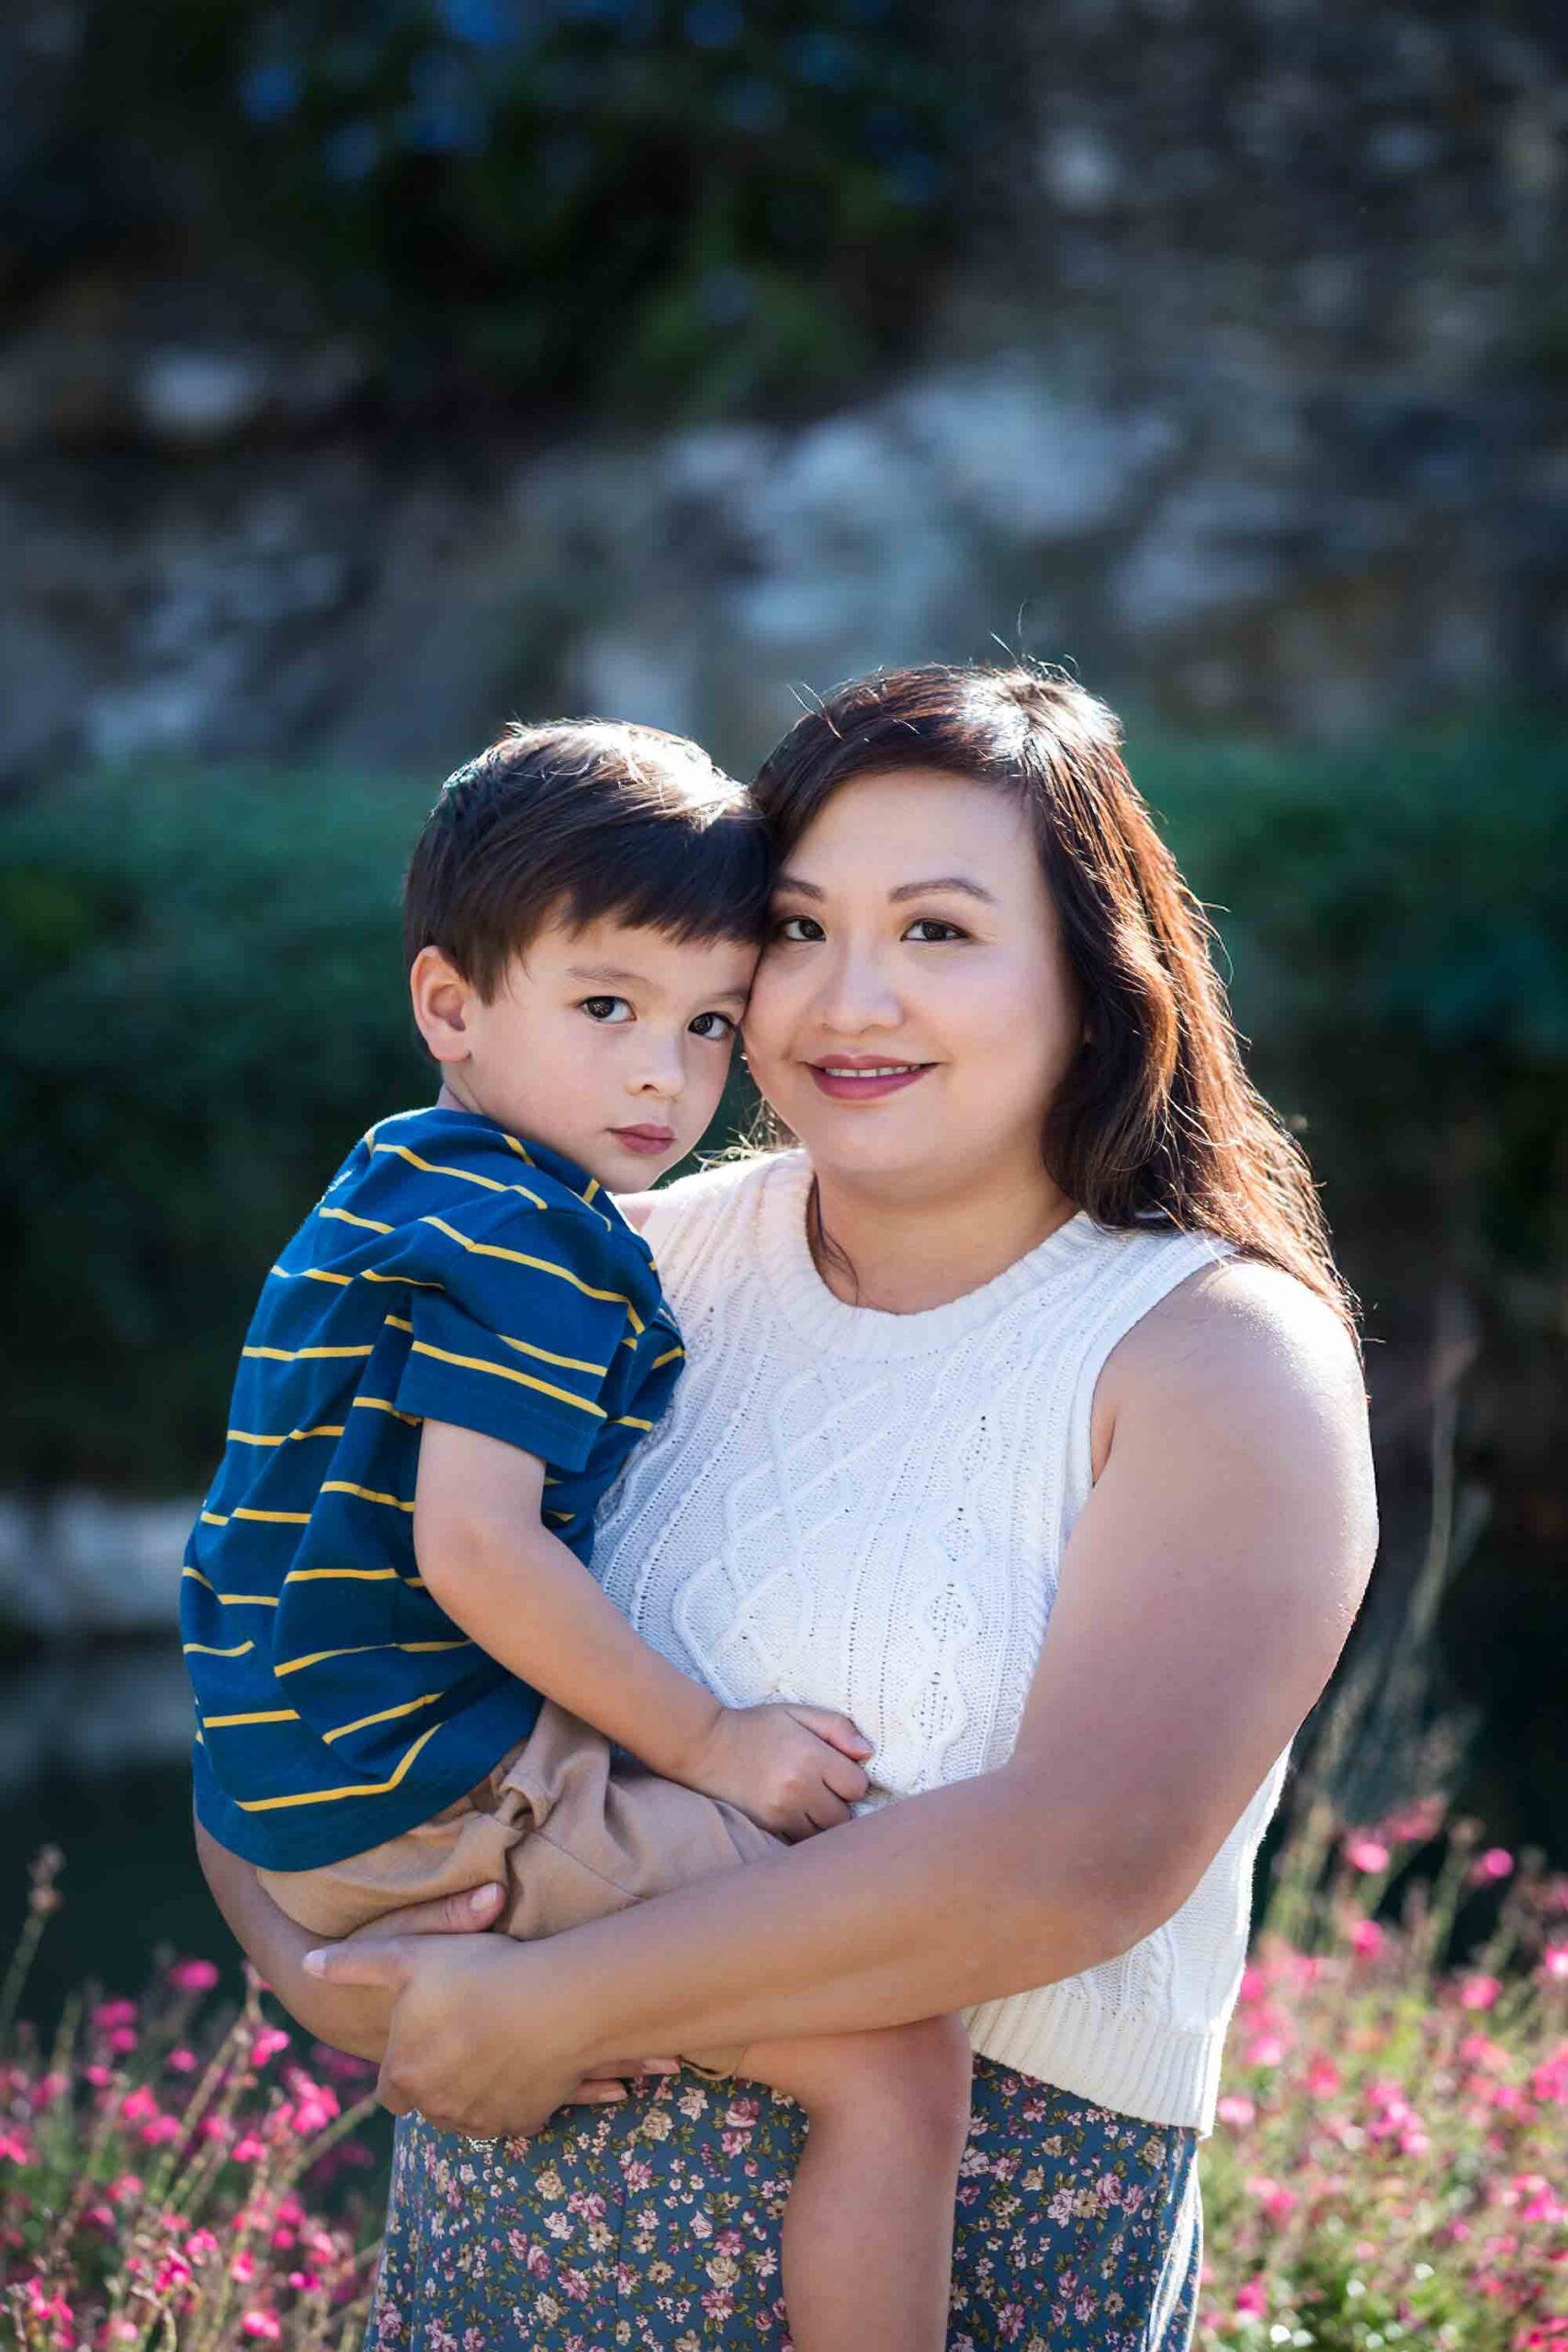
<box><xmin>2</xmin><ymin>720</ymin><xmax>1562</xmax><ymax>1495</ymax></box>
<box><xmin>1141</xmin><ymin>717</ymin><xmax>1568</xmax><ymax>1301</ymax></box>
<box><xmin>17</xmin><ymin>0</ymin><xmax>965</xmax><ymax>417</ymax></box>
<box><xmin>0</xmin><ymin>770</ymin><xmax>433</xmax><ymax>1487</ymax></box>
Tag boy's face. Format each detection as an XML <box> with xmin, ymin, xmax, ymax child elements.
<box><xmin>412</xmin><ymin>913</ymin><xmax>759</xmax><ymax>1190</ymax></box>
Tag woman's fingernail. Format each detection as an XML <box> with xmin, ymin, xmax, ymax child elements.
<box><xmin>303</xmin><ymin>1950</ymin><xmax>327</xmax><ymax>1975</ymax></box>
<box><xmin>468</xmin><ymin>1885</ymin><xmax>498</xmax><ymax>1915</ymax></box>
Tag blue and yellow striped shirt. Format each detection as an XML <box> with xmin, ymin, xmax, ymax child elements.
<box><xmin>183</xmin><ymin>1104</ymin><xmax>684</xmax><ymax>1871</ymax></box>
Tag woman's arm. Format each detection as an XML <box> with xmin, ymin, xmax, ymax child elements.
<box><xmin>308</xmin><ymin>1258</ymin><xmax>1377</xmax><ymax>2136</ymax></box>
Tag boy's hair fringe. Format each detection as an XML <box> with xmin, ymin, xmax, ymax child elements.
<box><xmin>403</xmin><ymin>718</ymin><xmax>772</xmax><ymax>1000</ymax></box>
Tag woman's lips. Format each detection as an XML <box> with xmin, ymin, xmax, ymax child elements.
<box><xmin>609</xmin><ymin>1125</ymin><xmax>677</xmax><ymax>1156</ymax></box>
<box><xmin>807</xmin><ymin>1059</ymin><xmax>933</xmax><ymax>1102</ymax></box>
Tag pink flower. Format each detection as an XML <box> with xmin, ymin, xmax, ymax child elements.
<box><xmin>118</xmin><ymin>2087</ymin><xmax>159</xmax><ymax>2123</ymax></box>
<box><xmin>1245</xmin><ymin>2033</ymin><xmax>1287</xmax><ymax>2068</ymax></box>
<box><xmin>107</xmin><ymin>2029</ymin><xmax>138</xmax><ymax>2056</ymax></box>
<box><xmin>231</xmin><ymin>2134</ymin><xmax>265</xmax><ymax>2164</ymax></box>
<box><xmin>1345</xmin><ymin>1835</ymin><xmax>1389</xmax><ymax>1874</ymax></box>
<box><xmin>1245</xmin><ymin>2174</ymin><xmax>1297</xmax><ymax>2223</ymax></box>
<box><xmin>1216</xmin><ymin>2093</ymin><xmax>1255</xmax><ymax>2130</ymax></box>
<box><xmin>1235</xmin><ymin>2278</ymin><xmax>1268</xmax><ymax>2316</ymax></box>
<box><xmin>1379</xmin><ymin>1797</ymin><xmax>1444</xmax><ymax>1843</ymax></box>
<box><xmin>241</xmin><ymin>2312</ymin><xmax>281</xmax><ymax>2340</ymax></box>
<box><xmin>1472</xmin><ymin>1848</ymin><xmax>1515</xmax><ymax>1884</ymax></box>
<box><xmin>0</xmin><ymin>2130</ymin><xmax>33</xmax><ymax>2163</ymax></box>
<box><xmin>1350</xmin><ymin>1918</ymin><xmax>1384</xmax><ymax>1958</ymax></box>
<box><xmin>1510</xmin><ymin>2174</ymin><xmax>1565</xmax><ymax>2225</ymax></box>
<box><xmin>1461</xmin><ymin>1974</ymin><xmax>1502</xmax><ymax>2010</ymax></box>
<box><xmin>165</xmin><ymin>2048</ymin><xmax>197</xmax><ymax>2075</ymax></box>
<box><xmin>249</xmin><ymin>2026</ymin><xmax>290</xmax><ymax>2066</ymax></box>
<box><xmin>1303</xmin><ymin>2056</ymin><xmax>1341</xmax><ymax>2097</ymax></box>
<box><xmin>91</xmin><ymin>2000</ymin><xmax>138</xmax><ymax>2031</ymax></box>
<box><xmin>231</xmin><ymin>2253</ymin><xmax>256</xmax><ymax>2284</ymax></box>
<box><xmin>1540</xmin><ymin>1944</ymin><xmax>1568</xmax><ymax>1983</ymax></box>
<box><xmin>167</xmin><ymin>1958</ymin><xmax>220</xmax><ymax>1994</ymax></box>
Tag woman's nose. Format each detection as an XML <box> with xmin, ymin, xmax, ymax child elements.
<box><xmin>814</xmin><ymin>944</ymin><xmax>902</xmax><ymax>1035</ymax></box>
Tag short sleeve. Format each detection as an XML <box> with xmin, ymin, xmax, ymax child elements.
<box><xmin>392</xmin><ymin>1199</ymin><xmax>636</xmax><ymax>1470</ymax></box>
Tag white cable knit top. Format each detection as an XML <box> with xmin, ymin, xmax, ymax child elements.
<box><xmin>592</xmin><ymin>1150</ymin><xmax>1294</xmax><ymax>2135</ymax></box>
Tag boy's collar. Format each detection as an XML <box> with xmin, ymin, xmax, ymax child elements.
<box><xmin>423</xmin><ymin>1094</ymin><xmax>615</xmax><ymax>1220</ymax></box>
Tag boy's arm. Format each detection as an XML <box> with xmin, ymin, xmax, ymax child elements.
<box><xmin>416</xmin><ymin>1419</ymin><xmax>871</xmax><ymax>1839</ymax></box>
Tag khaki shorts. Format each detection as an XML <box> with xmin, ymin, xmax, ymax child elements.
<box><xmin>256</xmin><ymin>1699</ymin><xmax>782</xmax><ymax>2076</ymax></box>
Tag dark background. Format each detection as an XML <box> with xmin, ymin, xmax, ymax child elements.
<box><xmin>1</xmin><ymin>0</ymin><xmax>1563</xmax><ymax>2017</ymax></box>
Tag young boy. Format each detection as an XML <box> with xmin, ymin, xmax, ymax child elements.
<box><xmin>183</xmin><ymin>720</ymin><xmax>970</xmax><ymax>2352</ymax></box>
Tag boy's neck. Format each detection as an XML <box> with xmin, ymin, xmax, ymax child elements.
<box><xmin>435</xmin><ymin>1076</ymin><xmax>489</xmax><ymax>1121</ymax></box>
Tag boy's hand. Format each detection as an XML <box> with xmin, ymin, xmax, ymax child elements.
<box><xmin>686</xmin><ymin>1702</ymin><xmax>874</xmax><ymax>1840</ymax></box>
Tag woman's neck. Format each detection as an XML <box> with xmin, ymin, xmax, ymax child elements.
<box><xmin>808</xmin><ymin>1159</ymin><xmax>1077</xmax><ymax>1315</ymax></box>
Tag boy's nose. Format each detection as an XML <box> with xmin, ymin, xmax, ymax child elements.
<box><xmin>632</xmin><ymin>1042</ymin><xmax>687</xmax><ymax>1100</ymax></box>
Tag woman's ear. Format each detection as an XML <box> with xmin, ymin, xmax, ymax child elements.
<box><xmin>410</xmin><ymin>944</ymin><xmax>475</xmax><ymax>1067</ymax></box>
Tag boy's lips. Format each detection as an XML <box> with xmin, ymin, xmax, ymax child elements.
<box><xmin>609</xmin><ymin>1123</ymin><xmax>677</xmax><ymax>1156</ymax></box>
<box><xmin>807</xmin><ymin>1056</ymin><xmax>934</xmax><ymax>1102</ymax></box>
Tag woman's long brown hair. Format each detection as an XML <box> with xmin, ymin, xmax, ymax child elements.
<box><xmin>751</xmin><ymin>662</ymin><xmax>1355</xmax><ymax>1334</ymax></box>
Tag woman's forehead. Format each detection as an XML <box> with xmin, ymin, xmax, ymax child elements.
<box><xmin>777</xmin><ymin>766</ymin><xmax>1033</xmax><ymax>881</ymax></box>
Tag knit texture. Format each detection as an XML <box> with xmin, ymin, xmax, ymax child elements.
<box><xmin>592</xmin><ymin>1150</ymin><xmax>1293</xmax><ymax>2133</ymax></box>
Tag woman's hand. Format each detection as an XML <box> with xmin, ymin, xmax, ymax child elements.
<box><xmin>303</xmin><ymin>1930</ymin><xmax>671</xmax><ymax>2137</ymax></box>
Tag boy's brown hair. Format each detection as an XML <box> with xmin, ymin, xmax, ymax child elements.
<box><xmin>404</xmin><ymin>719</ymin><xmax>771</xmax><ymax>1000</ymax></box>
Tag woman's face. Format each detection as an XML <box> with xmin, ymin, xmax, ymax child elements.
<box><xmin>744</xmin><ymin>768</ymin><xmax>1083</xmax><ymax>1201</ymax></box>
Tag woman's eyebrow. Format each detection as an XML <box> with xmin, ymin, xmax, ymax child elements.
<box><xmin>887</xmin><ymin>876</ymin><xmax>997</xmax><ymax>905</ymax></box>
<box><xmin>772</xmin><ymin>873</ymin><xmax>997</xmax><ymax>905</ymax></box>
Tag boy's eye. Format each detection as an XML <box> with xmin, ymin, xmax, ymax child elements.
<box><xmin>904</xmin><ymin>918</ymin><xmax>966</xmax><ymax>943</ymax></box>
<box><xmin>773</xmin><ymin>914</ymin><xmax>825</xmax><ymax>944</ymax></box>
<box><xmin>581</xmin><ymin>996</ymin><xmax>633</xmax><ymax>1023</ymax></box>
<box><xmin>688</xmin><ymin>1011</ymin><xmax>737</xmax><ymax>1041</ymax></box>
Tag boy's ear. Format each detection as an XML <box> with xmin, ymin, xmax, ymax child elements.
<box><xmin>410</xmin><ymin>945</ymin><xmax>475</xmax><ymax>1066</ymax></box>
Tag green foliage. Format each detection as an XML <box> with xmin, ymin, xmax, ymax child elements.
<box><xmin>1130</xmin><ymin>715</ymin><xmax>1568</xmax><ymax>1308</ymax></box>
<box><xmin>0</xmin><ymin>769</ymin><xmax>434</xmax><ymax>1488</ymax></box>
<box><xmin>1</xmin><ymin>719</ymin><xmax>1564</xmax><ymax>1490</ymax></box>
<box><xmin>38</xmin><ymin>0</ymin><xmax>967</xmax><ymax>418</ymax></box>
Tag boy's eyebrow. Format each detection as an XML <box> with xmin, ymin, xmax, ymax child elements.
<box><xmin>567</xmin><ymin>965</ymin><xmax>753</xmax><ymax>1004</ymax></box>
<box><xmin>773</xmin><ymin>873</ymin><xmax>997</xmax><ymax>906</ymax></box>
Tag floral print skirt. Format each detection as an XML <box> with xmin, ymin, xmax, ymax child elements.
<box><xmin>366</xmin><ymin>2054</ymin><xmax>1201</xmax><ymax>2351</ymax></box>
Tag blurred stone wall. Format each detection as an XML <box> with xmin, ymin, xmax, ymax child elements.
<box><xmin>2</xmin><ymin>0</ymin><xmax>1563</xmax><ymax>786</ymax></box>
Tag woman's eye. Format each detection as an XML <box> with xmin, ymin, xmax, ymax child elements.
<box><xmin>904</xmin><ymin>918</ymin><xmax>966</xmax><ymax>943</ymax></box>
<box><xmin>773</xmin><ymin>914</ymin><xmax>825</xmax><ymax>943</ymax></box>
<box><xmin>581</xmin><ymin>996</ymin><xmax>633</xmax><ymax>1023</ymax></box>
<box><xmin>688</xmin><ymin>1011</ymin><xmax>737</xmax><ymax>1041</ymax></box>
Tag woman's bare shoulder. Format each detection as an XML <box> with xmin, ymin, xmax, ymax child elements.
<box><xmin>1097</xmin><ymin>1249</ymin><xmax>1369</xmax><ymax>1468</ymax></box>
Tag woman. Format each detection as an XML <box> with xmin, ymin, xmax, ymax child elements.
<box><xmin>198</xmin><ymin>663</ymin><xmax>1377</xmax><ymax>2349</ymax></box>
